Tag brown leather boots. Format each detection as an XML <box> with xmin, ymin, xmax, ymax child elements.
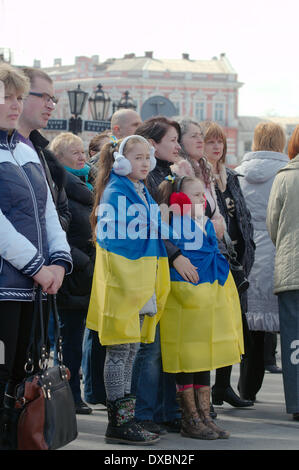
<box><xmin>179</xmin><ymin>386</ymin><xmax>230</xmax><ymax>440</ymax></box>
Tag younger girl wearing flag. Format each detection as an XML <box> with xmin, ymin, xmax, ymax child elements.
<box><xmin>87</xmin><ymin>135</ymin><xmax>171</xmax><ymax>445</ymax></box>
<box><xmin>158</xmin><ymin>175</ymin><xmax>244</xmax><ymax>440</ymax></box>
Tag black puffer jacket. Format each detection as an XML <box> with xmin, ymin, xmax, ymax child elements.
<box><xmin>215</xmin><ymin>168</ymin><xmax>255</xmax><ymax>278</ymax></box>
<box><xmin>57</xmin><ymin>171</ymin><xmax>95</xmax><ymax>310</ymax></box>
<box><xmin>30</xmin><ymin>130</ymin><xmax>72</xmax><ymax>232</ymax></box>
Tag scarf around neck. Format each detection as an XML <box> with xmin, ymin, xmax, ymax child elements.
<box><xmin>64</xmin><ymin>163</ymin><xmax>93</xmax><ymax>190</ymax></box>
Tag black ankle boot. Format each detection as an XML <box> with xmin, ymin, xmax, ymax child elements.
<box><xmin>212</xmin><ymin>386</ymin><xmax>254</xmax><ymax>408</ymax></box>
<box><xmin>105</xmin><ymin>397</ymin><xmax>160</xmax><ymax>445</ymax></box>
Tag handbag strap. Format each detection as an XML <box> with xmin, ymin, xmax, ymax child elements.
<box><xmin>24</xmin><ymin>286</ymin><xmax>43</xmax><ymax>374</ymax></box>
<box><xmin>49</xmin><ymin>293</ymin><xmax>64</xmax><ymax>366</ymax></box>
<box><xmin>25</xmin><ymin>286</ymin><xmax>64</xmax><ymax>374</ymax></box>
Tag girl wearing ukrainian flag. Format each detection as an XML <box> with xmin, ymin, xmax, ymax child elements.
<box><xmin>158</xmin><ymin>175</ymin><xmax>244</xmax><ymax>440</ymax></box>
<box><xmin>87</xmin><ymin>135</ymin><xmax>171</xmax><ymax>445</ymax></box>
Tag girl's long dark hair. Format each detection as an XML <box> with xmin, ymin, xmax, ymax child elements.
<box><xmin>135</xmin><ymin>115</ymin><xmax>181</xmax><ymax>143</ymax></box>
<box><xmin>90</xmin><ymin>141</ymin><xmax>117</xmax><ymax>243</ymax></box>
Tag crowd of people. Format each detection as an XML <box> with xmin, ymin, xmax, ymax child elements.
<box><xmin>1</xmin><ymin>62</ymin><xmax>299</xmax><ymax>448</ymax></box>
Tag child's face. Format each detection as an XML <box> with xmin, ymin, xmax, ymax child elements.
<box><xmin>125</xmin><ymin>142</ymin><xmax>151</xmax><ymax>182</ymax></box>
<box><xmin>183</xmin><ymin>180</ymin><xmax>206</xmax><ymax>219</ymax></box>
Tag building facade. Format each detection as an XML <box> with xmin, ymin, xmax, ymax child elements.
<box><xmin>7</xmin><ymin>49</ymin><xmax>296</xmax><ymax>166</ymax></box>
<box><xmin>39</xmin><ymin>51</ymin><xmax>242</xmax><ymax>165</ymax></box>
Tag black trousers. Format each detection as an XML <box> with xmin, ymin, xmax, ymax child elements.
<box><xmin>238</xmin><ymin>330</ymin><xmax>266</xmax><ymax>400</ymax></box>
<box><xmin>0</xmin><ymin>301</ymin><xmax>47</xmax><ymax>401</ymax></box>
<box><xmin>264</xmin><ymin>332</ymin><xmax>278</xmax><ymax>367</ymax></box>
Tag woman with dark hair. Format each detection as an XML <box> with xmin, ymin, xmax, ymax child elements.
<box><xmin>138</xmin><ymin>116</ymin><xmax>199</xmax><ymax>282</ymax></box>
<box><xmin>267</xmin><ymin>124</ymin><xmax>299</xmax><ymax>420</ymax></box>
<box><xmin>132</xmin><ymin>116</ymin><xmax>198</xmax><ymax>435</ymax></box>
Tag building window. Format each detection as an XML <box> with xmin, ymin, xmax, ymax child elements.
<box><xmin>195</xmin><ymin>102</ymin><xmax>205</xmax><ymax>121</ymax></box>
<box><xmin>214</xmin><ymin>102</ymin><xmax>224</xmax><ymax>122</ymax></box>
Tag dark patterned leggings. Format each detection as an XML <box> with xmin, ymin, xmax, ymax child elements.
<box><xmin>104</xmin><ymin>315</ymin><xmax>144</xmax><ymax>402</ymax></box>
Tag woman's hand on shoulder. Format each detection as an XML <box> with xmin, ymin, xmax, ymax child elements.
<box><xmin>172</xmin><ymin>255</ymin><xmax>199</xmax><ymax>284</ymax></box>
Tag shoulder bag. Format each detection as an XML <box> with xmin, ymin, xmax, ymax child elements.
<box><xmin>15</xmin><ymin>287</ymin><xmax>78</xmax><ymax>450</ymax></box>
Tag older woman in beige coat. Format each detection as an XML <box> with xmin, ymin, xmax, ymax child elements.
<box><xmin>267</xmin><ymin>124</ymin><xmax>299</xmax><ymax>421</ymax></box>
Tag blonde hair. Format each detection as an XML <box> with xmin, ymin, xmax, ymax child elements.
<box><xmin>49</xmin><ymin>132</ymin><xmax>84</xmax><ymax>158</ymax></box>
<box><xmin>252</xmin><ymin>122</ymin><xmax>286</xmax><ymax>153</ymax></box>
<box><xmin>0</xmin><ymin>63</ymin><xmax>30</xmax><ymax>96</ymax></box>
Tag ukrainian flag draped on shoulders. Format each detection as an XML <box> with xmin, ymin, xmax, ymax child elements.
<box><xmin>86</xmin><ymin>171</ymin><xmax>171</xmax><ymax>345</ymax></box>
<box><xmin>160</xmin><ymin>214</ymin><xmax>244</xmax><ymax>373</ymax></box>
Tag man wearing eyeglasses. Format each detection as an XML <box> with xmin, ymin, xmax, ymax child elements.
<box><xmin>17</xmin><ymin>68</ymin><xmax>72</xmax><ymax>364</ymax></box>
<box><xmin>18</xmin><ymin>67</ymin><xmax>71</xmax><ymax>232</ymax></box>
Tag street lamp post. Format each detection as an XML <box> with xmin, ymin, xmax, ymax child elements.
<box><xmin>67</xmin><ymin>84</ymin><xmax>88</xmax><ymax>134</ymax></box>
<box><xmin>112</xmin><ymin>90</ymin><xmax>137</xmax><ymax>113</ymax></box>
<box><xmin>88</xmin><ymin>84</ymin><xmax>111</xmax><ymax>121</ymax></box>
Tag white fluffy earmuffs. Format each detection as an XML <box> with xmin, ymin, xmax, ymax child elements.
<box><xmin>113</xmin><ymin>135</ymin><xmax>156</xmax><ymax>176</ymax></box>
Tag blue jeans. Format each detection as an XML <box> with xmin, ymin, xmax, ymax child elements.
<box><xmin>131</xmin><ymin>324</ymin><xmax>180</xmax><ymax>423</ymax></box>
<box><xmin>55</xmin><ymin>308</ymin><xmax>87</xmax><ymax>404</ymax></box>
<box><xmin>278</xmin><ymin>291</ymin><xmax>299</xmax><ymax>414</ymax></box>
<box><xmin>82</xmin><ymin>328</ymin><xmax>106</xmax><ymax>405</ymax></box>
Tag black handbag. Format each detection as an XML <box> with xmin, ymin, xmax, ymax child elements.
<box><xmin>223</xmin><ymin>231</ymin><xmax>249</xmax><ymax>295</ymax></box>
<box><xmin>14</xmin><ymin>287</ymin><xmax>78</xmax><ymax>450</ymax></box>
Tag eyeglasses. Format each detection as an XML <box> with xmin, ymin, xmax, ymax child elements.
<box><xmin>29</xmin><ymin>92</ymin><xmax>59</xmax><ymax>106</ymax></box>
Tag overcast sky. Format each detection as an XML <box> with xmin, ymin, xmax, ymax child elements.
<box><xmin>1</xmin><ymin>0</ymin><xmax>298</xmax><ymax>117</ymax></box>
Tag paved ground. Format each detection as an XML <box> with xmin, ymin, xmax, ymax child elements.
<box><xmin>62</xmin><ymin>339</ymin><xmax>299</xmax><ymax>454</ymax></box>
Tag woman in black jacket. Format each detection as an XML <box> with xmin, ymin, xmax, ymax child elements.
<box><xmin>50</xmin><ymin>132</ymin><xmax>95</xmax><ymax>414</ymax></box>
<box><xmin>202</xmin><ymin>121</ymin><xmax>255</xmax><ymax>408</ymax></box>
<box><xmin>132</xmin><ymin>116</ymin><xmax>189</xmax><ymax>435</ymax></box>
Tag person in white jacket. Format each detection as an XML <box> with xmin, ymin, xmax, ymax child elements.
<box><xmin>235</xmin><ymin>121</ymin><xmax>288</xmax><ymax>401</ymax></box>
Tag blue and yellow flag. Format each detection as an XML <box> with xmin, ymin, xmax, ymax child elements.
<box><xmin>86</xmin><ymin>172</ymin><xmax>171</xmax><ymax>345</ymax></box>
<box><xmin>160</xmin><ymin>215</ymin><xmax>244</xmax><ymax>373</ymax></box>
